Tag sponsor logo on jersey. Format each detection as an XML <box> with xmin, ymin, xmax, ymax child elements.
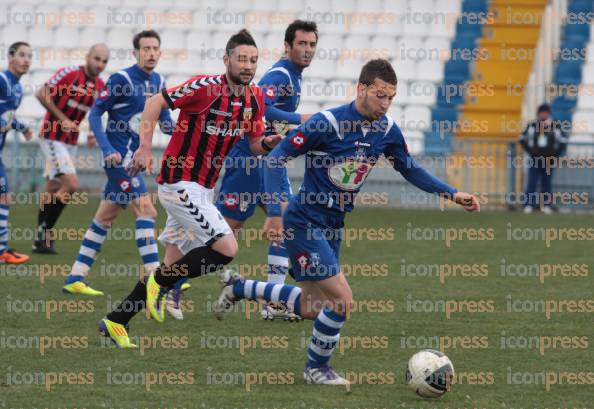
<box><xmin>289</xmin><ymin>131</ymin><xmax>306</xmax><ymax>149</ymax></box>
<box><xmin>328</xmin><ymin>159</ymin><xmax>373</xmax><ymax>191</ymax></box>
<box><xmin>205</xmin><ymin>125</ymin><xmax>243</xmax><ymax>138</ymax></box>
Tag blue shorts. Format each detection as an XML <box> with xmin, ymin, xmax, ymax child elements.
<box><xmin>0</xmin><ymin>160</ymin><xmax>8</xmax><ymax>194</ymax></box>
<box><xmin>217</xmin><ymin>155</ymin><xmax>292</xmax><ymax>222</ymax></box>
<box><xmin>102</xmin><ymin>165</ymin><xmax>148</xmax><ymax>208</ymax></box>
<box><xmin>283</xmin><ymin>199</ymin><xmax>345</xmax><ymax>282</ymax></box>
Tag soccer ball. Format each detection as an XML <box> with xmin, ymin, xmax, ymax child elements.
<box><xmin>405</xmin><ymin>349</ymin><xmax>454</xmax><ymax>398</ymax></box>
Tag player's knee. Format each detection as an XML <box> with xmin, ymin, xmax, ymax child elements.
<box><xmin>138</xmin><ymin>206</ymin><xmax>158</xmax><ymax>220</ymax></box>
<box><xmin>212</xmin><ymin>235</ymin><xmax>238</xmax><ymax>259</ymax></box>
<box><xmin>62</xmin><ymin>179</ymin><xmax>79</xmax><ymax>193</ymax></box>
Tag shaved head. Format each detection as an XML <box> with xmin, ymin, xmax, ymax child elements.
<box><xmin>86</xmin><ymin>43</ymin><xmax>109</xmax><ymax>78</ymax></box>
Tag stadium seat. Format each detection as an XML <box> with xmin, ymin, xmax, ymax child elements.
<box><xmin>403</xmin><ymin>105</ymin><xmax>431</xmax><ymax>132</ymax></box>
<box><xmin>226</xmin><ymin>0</ymin><xmax>252</xmax><ymax>12</ymax></box>
<box><xmin>20</xmin><ymin>95</ymin><xmax>45</xmax><ymax>118</ymax></box>
<box><xmin>371</xmin><ymin>35</ymin><xmax>399</xmax><ymax>60</ymax></box>
<box><xmin>304</xmin><ymin>0</ymin><xmax>331</xmax><ymax>13</ymax></box>
<box><xmin>555</xmin><ymin>61</ymin><xmax>583</xmax><ymax>85</ymax></box>
<box><xmin>299</xmin><ymin>101</ymin><xmax>321</xmax><ymax>115</ymax></box>
<box><xmin>308</xmin><ymin>58</ymin><xmax>337</xmax><ymax>80</ymax></box>
<box><xmin>358</xmin><ymin>0</ymin><xmax>382</xmax><ymax>12</ymax></box>
<box><xmin>336</xmin><ymin>58</ymin><xmax>364</xmax><ymax>80</ymax></box>
<box><xmin>403</xmin><ymin>130</ymin><xmax>424</xmax><ymax>154</ymax></box>
<box><xmin>388</xmin><ymin>105</ymin><xmax>404</xmax><ymax>123</ymax></box>
<box><xmin>344</xmin><ymin>34</ymin><xmax>370</xmax><ymax>57</ymax></box>
<box><xmin>424</xmin><ymin>130</ymin><xmax>452</xmax><ymax>154</ymax></box>
<box><xmin>573</xmin><ymin>109</ymin><xmax>594</xmax><ymax>134</ymax></box>
<box><xmin>568</xmin><ymin>0</ymin><xmax>594</xmax><ymax>14</ymax></box>
<box><xmin>1</xmin><ymin>25</ymin><xmax>28</xmax><ymax>47</ymax></box>
<box><xmin>301</xmin><ymin>79</ymin><xmax>329</xmax><ymax>103</ymax></box>
<box><xmin>55</xmin><ymin>27</ymin><xmax>81</xmax><ymax>49</ymax></box>
<box><xmin>80</xmin><ymin>27</ymin><xmax>106</xmax><ymax>48</ymax></box>
<box><xmin>28</xmin><ymin>27</ymin><xmax>56</xmax><ymax>49</ymax></box>
<box><xmin>392</xmin><ymin>58</ymin><xmax>417</xmax><ymax>82</ymax></box>
<box><xmin>186</xmin><ymin>31</ymin><xmax>211</xmax><ymax>53</ymax></box>
<box><xmin>582</xmin><ymin>62</ymin><xmax>594</xmax><ymax>84</ymax></box>
<box><xmin>276</xmin><ymin>0</ymin><xmax>301</xmax><ymax>12</ymax></box>
<box><xmin>333</xmin><ymin>0</ymin><xmax>356</xmax><ymax>13</ymax></box>
<box><xmin>564</xmin><ymin>23</ymin><xmax>591</xmax><ymax>43</ymax></box>
<box><xmin>577</xmin><ymin>93</ymin><xmax>594</xmax><ymax>110</ymax></box>
<box><xmin>416</xmin><ymin>59</ymin><xmax>444</xmax><ymax>83</ymax></box>
<box><xmin>106</xmin><ymin>27</ymin><xmax>134</xmax><ymax>50</ymax></box>
<box><xmin>407</xmin><ymin>81</ymin><xmax>437</xmax><ymax>105</ymax></box>
<box><xmin>444</xmin><ymin>59</ymin><xmax>470</xmax><ymax>83</ymax></box>
<box><xmin>160</xmin><ymin>29</ymin><xmax>187</xmax><ymax>53</ymax></box>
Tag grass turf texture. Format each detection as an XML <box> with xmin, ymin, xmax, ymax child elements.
<box><xmin>1</xmin><ymin>198</ymin><xmax>592</xmax><ymax>408</ymax></box>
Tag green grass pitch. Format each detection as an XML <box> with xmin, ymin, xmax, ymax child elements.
<box><xmin>1</xmin><ymin>199</ymin><xmax>592</xmax><ymax>408</ymax></box>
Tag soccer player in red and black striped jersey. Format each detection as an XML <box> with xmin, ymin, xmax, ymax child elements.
<box><xmin>99</xmin><ymin>30</ymin><xmax>281</xmax><ymax>346</ymax></box>
<box><xmin>33</xmin><ymin>44</ymin><xmax>109</xmax><ymax>254</ymax></box>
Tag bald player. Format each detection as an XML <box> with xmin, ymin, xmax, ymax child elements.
<box><xmin>34</xmin><ymin>44</ymin><xmax>109</xmax><ymax>254</ymax></box>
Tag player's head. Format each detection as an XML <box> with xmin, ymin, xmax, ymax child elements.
<box><xmin>224</xmin><ymin>29</ymin><xmax>258</xmax><ymax>86</ymax></box>
<box><xmin>86</xmin><ymin>43</ymin><xmax>109</xmax><ymax>78</ymax></box>
<box><xmin>284</xmin><ymin>20</ymin><xmax>318</xmax><ymax>68</ymax></box>
<box><xmin>356</xmin><ymin>59</ymin><xmax>397</xmax><ymax>120</ymax></box>
<box><xmin>133</xmin><ymin>30</ymin><xmax>162</xmax><ymax>72</ymax></box>
<box><xmin>537</xmin><ymin>103</ymin><xmax>551</xmax><ymax>121</ymax></box>
<box><xmin>8</xmin><ymin>42</ymin><xmax>32</xmax><ymax>77</ymax></box>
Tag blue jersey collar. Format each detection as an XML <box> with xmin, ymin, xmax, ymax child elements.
<box><xmin>131</xmin><ymin>64</ymin><xmax>152</xmax><ymax>80</ymax></box>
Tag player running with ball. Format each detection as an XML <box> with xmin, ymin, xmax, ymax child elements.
<box><xmin>212</xmin><ymin>59</ymin><xmax>480</xmax><ymax>385</ymax></box>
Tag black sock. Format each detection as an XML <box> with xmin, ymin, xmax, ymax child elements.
<box><xmin>44</xmin><ymin>200</ymin><xmax>67</xmax><ymax>230</ymax></box>
<box><xmin>106</xmin><ymin>281</ymin><xmax>146</xmax><ymax>325</ymax></box>
<box><xmin>154</xmin><ymin>246</ymin><xmax>233</xmax><ymax>288</ymax></box>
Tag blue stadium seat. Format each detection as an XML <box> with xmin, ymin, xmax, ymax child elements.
<box><xmin>430</xmin><ymin>107</ymin><xmax>458</xmax><ymax>133</ymax></box>
<box><xmin>559</xmin><ymin>39</ymin><xmax>588</xmax><ymax>61</ymax></box>
<box><xmin>444</xmin><ymin>60</ymin><xmax>470</xmax><ymax>84</ymax></box>
<box><xmin>552</xmin><ymin>95</ymin><xmax>577</xmax><ymax>111</ymax></box>
<box><xmin>462</xmin><ymin>0</ymin><xmax>488</xmax><ymax>13</ymax></box>
<box><xmin>564</xmin><ymin>23</ymin><xmax>591</xmax><ymax>43</ymax></box>
<box><xmin>555</xmin><ymin>61</ymin><xmax>583</xmax><ymax>85</ymax></box>
<box><xmin>568</xmin><ymin>0</ymin><xmax>594</xmax><ymax>15</ymax></box>
<box><xmin>424</xmin><ymin>131</ymin><xmax>453</xmax><ymax>154</ymax></box>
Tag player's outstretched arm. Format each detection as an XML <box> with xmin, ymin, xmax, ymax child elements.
<box><xmin>127</xmin><ymin>93</ymin><xmax>168</xmax><ymax>176</ymax></box>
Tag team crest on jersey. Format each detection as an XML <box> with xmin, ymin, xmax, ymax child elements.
<box><xmin>265</xmin><ymin>86</ymin><xmax>275</xmax><ymax>101</ymax></box>
<box><xmin>223</xmin><ymin>194</ymin><xmax>238</xmax><ymax>210</ymax></box>
<box><xmin>98</xmin><ymin>89</ymin><xmax>109</xmax><ymax>100</ymax></box>
<box><xmin>119</xmin><ymin>179</ymin><xmax>131</xmax><ymax>192</ymax></box>
<box><xmin>328</xmin><ymin>159</ymin><xmax>373</xmax><ymax>191</ymax></box>
<box><xmin>295</xmin><ymin>251</ymin><xmax>320</xmax><ymax>271</ymax></box>
<box><xmin>289</xmin><ymin>131</ymin><xmax>307</xmax><ymax>149</ymax></box>
<box><xmin>243</xmin><ymin>107</ymin><xmax>253</xmax><ymax>121</ymax></box>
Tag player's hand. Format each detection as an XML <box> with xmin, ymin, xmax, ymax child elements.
<box><xmin>87</xmin><ymin>133</ymin><xmax>97</xmax><ymax>148</ymax></box>
<box><xmin>104</xmin><ymin>152</ymin><xmax>122</xmax><ymax>168</ymax></box>
<box><xmin>453</xmin><ymin>192</ymin><xmax>480</xmax><ymax>212</ymax></box>
<box><xmin>263</xmin><ymin>216</ymin><xmax>283</xmax><ymax>243</ymax></box>
<box><xmin>60</xmin><ymin>119</ymin><xmax>79</xmax><ymax>133</ymax></box>
<box><xmin>23</xmin><ymin>128</ymin><xmax>33</xmax><ymax>141</ymax></box>
<box><xmin>263</xmin><ymin>134</ymin><xmax>282</xmax><ymax>149</ymax></box>
<box><xmin>127</xmin><ymin>146</ymin><xmax>153</xmax><ymax>177</ymax></box>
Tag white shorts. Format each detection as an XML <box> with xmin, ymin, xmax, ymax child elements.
<box><xmin>158</xmin><ymin>181</ymin><xmax>232</xmax><ymax>255</ymax></box>
<box><xmin>39</xmin><ymin>138</ymin><xmax>77</xmax><ymax>179</ymax></box>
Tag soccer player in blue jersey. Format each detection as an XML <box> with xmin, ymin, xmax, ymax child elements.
<box><xmin>217</xmin><ymin>20</ymin><xmax>318</xmax><ymax>320</ymax></box>
<box><xmin>64</xmin><ymin>31</ymin><xmax>175</xmax><ymax>296</ymax></box>
<box><xmin>213</xmin><ymin>59</ymin><xmax>480</xmax><ymax>385</ymax></box>
<box><xmin>0</xmin><ymin>42</ymin><xmax>33</xmax><ymax>264</ymax></box>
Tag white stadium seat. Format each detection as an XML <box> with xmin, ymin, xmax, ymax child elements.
<box><xmin>55</xmin><ymin>27</ymin><xmax>80</xmax><ymax>49</ymax></box>
<box><xmin>28</xmin><ymin>27</ymin><xmax>56</xmax><ymax>48</ymax></box>
<box><xmin>573</xmin><ymin>110</ymin><xmax>594</xmax><ymax>134</ymax></box>
<box><xmin>403</xmin><ymin>105</ymin><xmax>431</xmax><ymax>132</ymax></box>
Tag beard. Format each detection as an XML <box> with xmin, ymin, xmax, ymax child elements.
<box><xmin>227</xmin><ymin>70</ymin><xmax>253</xmax><ymax>86</ymax></box>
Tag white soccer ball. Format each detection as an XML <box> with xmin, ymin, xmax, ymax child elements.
<box><xmin>405</xmin><ymin>349</ymin><xmax>454</xmax><ymax>398</ymax></box>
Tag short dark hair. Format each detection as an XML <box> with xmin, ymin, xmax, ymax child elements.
<box><xmin>8</xmin><ymin>41</ymin><xmax>30</xmax><ymax>57</ymax></box>
<box><xmin>537</xmin><ymin>103</ymin><xmax>551</xmax><ymax>114</ymax></box>
<box><xmin>284</xmin><ymin>20</ymin><xmax>318</xmax><ymax>46</ymax></box>
<box><xmin>226</xmin><ymin>29</ymin><xmax>257</xmax><ymax>55</ymax></box>
<box><xmin>133</xmin><ymin>30</ymin><xmax>161</xmax><ymax>50</ymax></box>
<box><xmin>358</xmin><ymin>59</ymin><xmax>397</xmax><ymax>86</ymax></box>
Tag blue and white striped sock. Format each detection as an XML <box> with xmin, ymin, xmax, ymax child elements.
<box><xmin>135</xmin><ymin>217</ymin><xmax>160</xmax><ymax>274</ymax></box>
<box><xmin>307</xmin><ymin>308</ymin><xmax>346</xmax><ymax>368</ymax></box>
<box><xmin>232</xmin><ymin>279</ymin><xmax>301</xmax><ymax>316</ymax></box>
<box><xmin>70</xmin><ymin>219</ymin><xmax>109</xmax><ymax>279</ymax></box>
<box><xmin>0</xmin><ymin>204</ymin><xmax>9</xmax><ymax>254</ymax></box>
<box><xmin>267</xmin><ymin>241</ymin><xmax>289</xmax><ymax>285</ymax></box>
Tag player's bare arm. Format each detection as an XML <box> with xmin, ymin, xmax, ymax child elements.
<box><xmin>128</xmin><ymin>92</ymin><xmax>168</xmax><ymax>176</ymax></box>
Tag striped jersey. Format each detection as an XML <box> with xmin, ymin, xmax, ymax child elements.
<box><xmin>40</xmin><ymin>65</ymin><xmax>105</xmax><ymax>145</ymax></box>
<box><xmin>158</xmin><ymin>74</ymin><xmax>265</xmax><ymax>188</ymax></box>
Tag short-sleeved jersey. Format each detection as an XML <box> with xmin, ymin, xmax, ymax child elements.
<box><xmin>264</xmin><ymin>101</ymin><xmax>457</xmax><ymax>214</ymax></box>
<box><xmin>157</xmin><ymin>74</ymin><xmax>265</xmax><ymax>188</ymax></box>
<box><xmin>40</xmin><ymin>65</ymin><xmax>105</xmax><ymax>145</ymax></box>
<box><xmin>91</xmin><ymin>64</ymin><xmax>168</xmax><ymax>160</ymax></box>
<box><xmin>0</xmin><ymin>69</ymin><xmax>24</xmax><ymax>151</ymax></box>
<box><xmin>232</xmin><ymin>58</ymin><xmax>303</xmax><ymax>156</ymax></box>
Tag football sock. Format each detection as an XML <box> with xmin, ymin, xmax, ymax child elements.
<box><xmin>307</xmin><ymin>308</ymin><xmax>346</xmax><ymax>368</ymax></box>
<box><xmin>153</xmin><ymin>246</ymin><xmax>233</xmax><ymax>288</ymax></box>
<box><xmin>135</xmin><ymin>217</ymin><xmax>160</xmax><ymax>274</ymax></box>
<box><xmin>232</xmin><ymin>279</ymin><xmax>302</xmax><ymax>316</ymax></box>
<box><xmin>0</xmin><ymin>204</ymin><xmax>8</xmax><ymax>254</ymax></box>
<box><xmin>69</xmin><ymin>219</ymin><xmax>109</xmax><ymax>280</ymax></box>
<box><xmin>267</xmin><ymin>240</ymin><xmax>289</xmax><ymax>285</ymax></box>
<box><xmin>106</xmin><ymin>280</ymin><xmax>146</xmax><ymax>325</ymax></box>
